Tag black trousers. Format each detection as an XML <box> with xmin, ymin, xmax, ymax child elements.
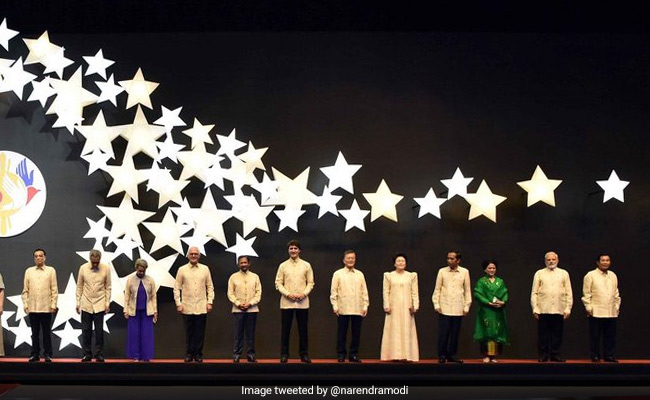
<box><xmin>280</xmin><ymin>309</ymin><xmax>308</xmax><ymax>357</ymax></box>
<box><xmin>438</xmin><ymin>314</ymin><xmax>463</xmax><ymax>358</ymax></box>
<box><xmin>337</xmin><ymin>315</ymin><xmax>363</xmax><ymax>358</ymax></box>
<box><xmin>29</xmin><ymin>313</ymin><xmax>53</xmax><ymax>357</ymax></box>
<box><xmin>81</xmin><ymin>311</ymin><xmax>105</xmax><ymax>357</ymax></box>
<box><xmin>538</xmin><ymin>314</ymin><xmax>564</xmax><ymax>357</ymax></box>
<box><xmin>233</xmin><ymin>312</ymin><xmax>257</xmax><ymax>356</ymax></box>
<box><xmin>588</xmin><ymin>316</ymin><xmax>617</xmax><ymax>359</ymax></box>
<box><xmin>183</xmin><ymin>314</ymin><xmax>207</xmax><ymax>358</ymax></box>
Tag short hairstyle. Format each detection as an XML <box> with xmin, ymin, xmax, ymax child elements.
<box><xmin>343</xmin><ymin>249</ymin><xmax>356</xmax><ymax>257</ymax></box>
<box><xmin>392</xmin><ymin>252</ymin><xmax>408</xmax><ymax>264</ymax></box>
<box><xmin>544</xmin><ymin>251</ymin><xmax>558</xmax><ymax>259</ymax></box>
<box><xmin>134</xmin><ymin>258</ymin><xmax>148</xmax><ymax>269</ymax></box>
<box><xmin>287</xmin><ymin>240</ymin><xmax>301</xmax><ymax>249</ymax></box>
<box><xmin>33</xmin><ymin>248</ymin><xmax>46</xmax><ymax>256</ymax></box>
<box><xmin>89</xmin><ymin>249</ymin><xmax>102</xmax><ymax>259</ymax></box>
<box><xmin>481</xmin><ymin>259</ymin><xmax>498</xmax><ymax>270</ymax></box>
<box><xmin>448</xmin><ymin>250</ymin><xmax>462</xmax><ymax>260</ymax></box>
<box><xmin>597</xmin><ymin>253</ymin><xmax>611</xmax><ymax>262</ymax></box>
<box><xmin>238</xmin><ymin>255</ymin><xmax>250</xmax><ymax>263</ymax></box>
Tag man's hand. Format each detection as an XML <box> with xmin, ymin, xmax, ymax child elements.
<box><xmin>206</xmin><ymin>304</ymin><xmax>213</xmax><ymax>313</ymax></box>
<box><xmin>124</xmin><ymin>312</ymin><xmax>129</xmax><ymax>319</ymax></box>
<box><xmin>177</xmin><ymin>305</ymin><xmax>184</xmax><ymax>313</ymax></box>
<box><xmin>153</xmin><ymin>312</ymin><xmax>158</xmax><ymax>323</ymax></box>
<box><xmin>533</xmin><ymin>313</ymin><xmax>539</xmax><ymax>320</ymax></box>
<box><xmin>563</xmin><ymin>311</ymin><xmax>570</xmax><ymax>320</ymax></box>
<box><xmin>384</xmin><ymin>307</ymin><xmax>391</xmax><ymax>314</ymax></box>
<box><xmin>76</xmin><ymin>306</ymin><xmax>80</xmax><ymax>314</ymax></box>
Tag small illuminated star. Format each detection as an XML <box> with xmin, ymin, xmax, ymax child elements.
<box><xmin>596</xmin><ymin>170</ymin><xmax>629</xmax><ymax>203</ymax></box>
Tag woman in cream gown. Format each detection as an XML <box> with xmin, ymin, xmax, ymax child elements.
<box><xmin>380</xmin><ymin>253</ymin><xmax>419</xmax><ymax>362</ymax></box>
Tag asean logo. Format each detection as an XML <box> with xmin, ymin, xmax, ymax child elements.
<box><xmin>0</xmin><ymin>151</ymin><xmax>47</xmax><ymax>237</ymax></box>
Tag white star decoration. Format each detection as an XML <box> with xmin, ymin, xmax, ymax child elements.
<box><xmin>226</xmin><ymin>234</ymin><xmax>259</xmax><ymax>261</ymax></box>
<box><xmin>83</xmin><ymin>49</ymin><xmax>114</xmax><ymax>80</ymax></box>
<box><xmin>362</xmin><ymin>179</ymin><xmax>404</xmax><ymax>222</ymax></box>
<box><xmin>274</xmin><ymin>207</ymin><xmax>306</xmax><ymax>232</ymax></box>
<box><xmin>8</xmin><ymin>318</ymin><xmax>32</xmax><ymax>348</ymax></box>
<box><xmin>98</xmin><ymin>195</ymin><xmax>155</xmax><ymax>247</ymax></box>
<box><xmin>154</xmin><ymin>105</ymin><xmax>186</xmax><ymax>133</ymax></box>
<box><xmin>7</xmin><ymin>295</ymin><xmax>27</xmax><ymax>321</ymax></box>
<box><xmin>339</xmin><ymin>199</ymin><xmax>370</xmax><ymax>232</ymax></box>
<box><xmin>27</xmin><ymin>77</ymin><xmax>57</xmax><ymax>107</ymax></box>
<box><xmin>143</xmin><ymin>208</ymin><xmax>191</xmax><ymax>254</ymax></box>
<box><xmin>121</xmin><ymin>105</ymin><xmax>167</xmax><ymax>159</ymax></box>
<box><xmin>517</xmin><ymin>165</ymin><xmax>563</xmax><ymax>207</ymax></box>
<box><xmin>441</xmin><ymin>167</ymin><xmax>473</xmax><ymax>200</ymax></box>
<box><xmin>53</xmin><ymin>321</ymin><xmax>82</xmax><ymax>350</ymax></box>
<box><xmin>53</xmin><ymin>274</ymin><xmax>82</xmax><ymax>329</ymax></box>
<box><xmin>119</xmin><ymin>68</ymin><xmax>159</xmax><ymax>109</ymax></box>
<box><xmin>0</xmin><ymin>18</ymin><xmax>19</xmax><ymax>51</ymax></box>
<box><xmin>105</xmin><ymin>155</ymin><xmax>148</xmax><ymax>203</ymax></box>
<box><xmin>315</xmin><ymin>185</ymin><xmax>342</xmax><ymax>218</ymax></box>
<box><xmin>320</xmin><ymin>151</ymin><xmax>362</xmax><ymax>194</ymax></box>
<box><xmin>272</xmin><ymin>167</ymin><xmax>317</xmax><ymax>209</ymax></box>
<box><xmin>414</xmin><ymin>188</ymin><xmax>446</xmax><ymax>219</ymax></box>
<box><xmin>0</xmin><ymin>57</ymin><xmax>36</xmax><ymax>100</ymax></box>
<box><xmin>596</xmin><ymin>170</ymin><xmax>629</xmax><ymax>203</ymax></box>
<box><xmin>75</xmin><ymin>110</ymin><xmax>123</xmax><ymax>158</ymax></box>
<box><xmin>181</xmin><ymin>118</ymin><xmax>214</xmax><ymax>149</ymax></box>
<box><xmin>95</xmin><ymin>74</ymin><xmax>125</xmax><ymax>106</ymax></box>
<box><xmin>466</xmin><ymin>180</ymin><xmax>507</xmax><ymax>223</ymax></box>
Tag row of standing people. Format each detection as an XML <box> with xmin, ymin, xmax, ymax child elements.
<box><xmin>8</xmin><ymin>244</ymin><xmax>620</xmax><ymax>364</ymax></box>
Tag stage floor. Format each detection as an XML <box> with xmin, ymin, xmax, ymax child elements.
<box><xmin>2</xmin><ymin>358</ymin><xmax>650</xmax><ymax>385</ymax></box>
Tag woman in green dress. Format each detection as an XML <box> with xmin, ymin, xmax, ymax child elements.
<box><xmin>473</xmin><ymin>259</ymin><xmax>509</xmax><ymax>363</ymax></box>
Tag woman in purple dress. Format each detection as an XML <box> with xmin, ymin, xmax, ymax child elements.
<box><xmin>124</xmin><ymin>259</ymin><xmax>157</xmax><ymax>361</ymax></box>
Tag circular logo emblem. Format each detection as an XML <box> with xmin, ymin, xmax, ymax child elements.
<box><xmin>0</xmin><ymin>151</ymin><xmax>47</xmax><ymax>237</ymax></box>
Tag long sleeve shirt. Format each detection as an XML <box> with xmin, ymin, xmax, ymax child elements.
<box><xmin>582</xmin><ymin>268</ymin><xmax>620</xmax><ymax>318</ymax></box>
<box><xmin>530</xmin><ymin>267</ymin><xmax>573</xmax><ymax>315</ymax></box>
<box><xmin>330</xmin><ymin>267</ymin><xmax>369</xmax><ymax>316</ymax></box>
<box><xmin>227</xmin><ymin>270</ymin><xmax>262</xmax><ymax>313</ymax></box>
<box><xmin>76</xmin><ymin>262</ymin><xmax>111</xmax><ymax>313</ymax></box>
<box><xmin>124</xmin><ymin>275</ymin><xmax>157</xmax><ymax>316</ymax></box>
<box><xmin>22</xmin><ymin>265</ymin><xmax>58</xmax><ymax>313</ymax></box>
<box><xmin>173</xmin><ymin>262</ymin><xmax>215</xmax><ymax>315</ymax></box>
<box><xmin>275</xmin><ymin>257</ymin><xmax>314</xmax><ymax>309</ymax></box>
<box><xmin>432</xmin><ymin>266</ymin><xmax>472</xmax><ymax>316</ymax></box>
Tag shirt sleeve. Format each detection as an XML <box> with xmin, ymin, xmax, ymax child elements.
<box><xmin>251</xmin><ymin>275</ymin><xmax>262</xmax><ymax>306</ymax></box>
<box><xmin>581</xmin><ymin>272</ymin><xmax>593</xmax><ymax>312</ymax></box>
<box><xmin>530</xmin><ymin>270</ymin><xmax>540</xmax><ymax>314</ymax></box>
<box><xmin>463</xmin><ymin>269</ymin><xmax>472</xmax><ymax>312</ymax></box>
<box><xmin>275</xmin><ymin>264</ymin><xmax>290</xmax><ymax>297</ymax></box>
<box><xmin>50</xmin><ymin>268</ymin><xmax>58</xmax><ymax>310</ymax></box>
<box><xmin>432</xmin><ymin>269</ymin><xmax>442</xmax><ymax>310</ymax></box>
<box><xmin>303</xmin><ymin>263</ymin><xmax>315</xmax><ymax>297</ymax></box>
<box><xmin>411</xmin><ymin>272</ymin><xmax>420</xmax><ymax>311</ymax></box>
<box><xmin>329</xmin><ymin>271</ymin><xmax>339</xmax><ymax>312</ymax></box>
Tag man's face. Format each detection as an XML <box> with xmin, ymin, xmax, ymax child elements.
<box><xmin>597</xmin><ymin>255</ymin><xmax>611</xmax><ymax>271</ymax></box>
<box><xmin>343</xmin><ymin>253</ymin><xmax>356</xmax><ymax>269</ymax></box>
<box><xmin>188</xmin><ymin>248</ymin><xmax>200</xmax><ymax>264</ymax></box>
<box><xmin>447</xmin><ymin>252</ymin><xmax>459</xmax><ymax>268</ymax></box>
<box><xmin>90</xmin><ymin>255</ymin><xmax>101</xmax><ymax>268</ymax></box>
<box><xmin>238</xmin><ymin>258</ymin><xmax>250</xmax><ymax>272</ymax></box>
<box><xmin>34</xmin><ymin>251</ymin><xmax>45</xmax><ymax>267</ymax></box>
<box><xmin>545</xmin><ymin>253</ymin><xmax>558</xmax><ymax>269</ymax></box>
<box><xmin>288</xmin><ymin>245</ymin><xmax>301</xmax><ymax>259</ymax></box>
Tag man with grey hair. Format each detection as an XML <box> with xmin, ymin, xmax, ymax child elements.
<box><xmin>531</xmin><ymin>251</ymin><xmax>573</xmax><ymax>362</ymax></box>
<box><xmin>76</xmin><ymin>249</ymin><xmax>111</xmax><ymax>362</ymax></box>
<box><xmin>174</xmin><ymin>246</ymin><xmax>214</xmax><ymax>363</ymax></box>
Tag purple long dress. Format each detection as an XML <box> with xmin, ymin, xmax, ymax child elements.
<box><xmin>126</xmin><ymin>281</ymin><xmax>154</xmax><ymax>361</ymax></box>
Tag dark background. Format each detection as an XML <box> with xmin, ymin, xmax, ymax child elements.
<box><xmin>1</xmin><ymin>1</ymin><xmax>649</xmax><ymax>360</ymax></box>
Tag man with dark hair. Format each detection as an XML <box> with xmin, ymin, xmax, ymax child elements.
<box><xmin>582</xmin><ymin>254</ymin><xmax>620</xmax><ymax>363</ymax></box>
<box><xmin>227</xmin><ymin>255</ymin><xmax>261</xmax><ymax>363</ymax></box>
<box><xmin>330</xmin><ymin>250</ymin><xmax>369</xmax><ymax>362</ymax></box>
<box><xmin>76</xmin><ymin>249</ymin><xmax>111</xmax><ymax>362</ymax></box>
<box><xmin>432</xmin><ymin>250</ymin><xmax>471</xmax><ymax>363</ymax></box>
<box><xmin>275</xmin><ymin>239</ymin><xmax>314</xmax><ymax>363</ymax></box>
<box><xmin>531</xmin><ymin>251</ymin><xmax>573</xmax><ymax>362</ymax></box>
<box><xmin>22</xmin><ymin>249</ymin><xmax>58</xmax><ymax>362</ymax></box>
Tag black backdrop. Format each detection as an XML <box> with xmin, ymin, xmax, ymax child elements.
<box><xmin>1</xmin><ymin>3</ymin><xmax>650</xmax><ymax>361</ymax></box>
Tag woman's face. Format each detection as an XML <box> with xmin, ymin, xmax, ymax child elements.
<box><xmin>136</xmin><ymin>265</ymin><xmax>146</xmax><ymax>278</ymax></box>
<box><xmin>394</xmin><ymin>256</ymin><xmax>407</xmax><ymax>271</ymax></box>
<box><xmin>485</xmin><ymin>263</ymin><xmax>497</xmax><ymax>277</ymax></box>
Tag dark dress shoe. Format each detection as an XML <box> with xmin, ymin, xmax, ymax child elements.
<box><xmin>438</xmin><ymin>357</ymin><xmax>447</xmax><ymax>364</ymax></box>
<box><xmin>280</xmin><ymin>355</ymin><xmax>288</xmax><ymax>363</ymax></box>
<box><xmin>233</xmin><ymin>355</ymin><xmax>240</xmax><ymax>363</ymax></box>
<box><xmin>247</xmin><ymin>354</ymin><xmax>257</xmax><ymax>363</ymax></box>
<box><xmin>447</xmin><ymin>357</ymin><xmax>464</xmax><ymax>364</ymax></box>
<box><xmin>549</xmin><ymin>356</ymin><xmax>565</xmax><ymax>362</ymax></box>
<box><xmin>300</xmin><ymin>355</ymin><xmax>312</xmax><ymax>364</ymax></box>
<box><xmin>349</xmin><ymin>356</ymin><xmax>362</xmax><ymax>363</ymax></box>
<box><xmin>590</xmin><ymin>356</ymin><xmax>600</xmax><ymax>362</ymax></box>
<box><xmin>184</xmin><ymin>356</ymin><xmax>193</xmax><ymax>363</ymax></box>
<box><xmin>538</xmin><ymin>356</ymin><xmax>549</xmax><ymax>362</ymax></box>
<box><xmin>195</xmin><ymin>357</ymin><xmax>203</xmax><ymax>363</ymax></box>
<box><xmin>81</xmin><ymin>356</ymin><xmax>92</xmax><ymax>362</ymax></box>
<box><xmin>44</xmin><ymin>356</ymin><xmax>52</xmax><ymax>362</ymax></box>
<box><xmin>95</xmin><ymin>355</ymin><xmax>105</xmax><ymax>362</ymax></box>
<box><xmin>603</xmin><ymin>357</ymin><xmax>618</xmax><ymax>363</ymax></box>
<box><xmin>337</xmin><ymin>356</ymin><xmax>345</xmax><ymax>363</ymax></box>
<box><xmin>28</xmin><ymin>356</ymin><xmax>39</xmax><ymax>363</ymax></box>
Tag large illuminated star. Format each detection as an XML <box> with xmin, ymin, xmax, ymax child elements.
<box><xmin>238</xmin><ymin>141</ymin><xmax>268</xmax><ymax>172</ymax></box>
<box><xmin>95</xmin><ymin>74</ymin><xmax>125</xmax><ymax>106</ymax></box>
<box><xmin>339</xmin><ymin>199</ymin><xmax>370</xmax><ymax>232</ymax></box>
<box><xmin>112</xmin><ymin>236</ymin><xmax>140</xmax><ymax>260</ymax></box>
<box><xmin>252</xmin><ymin>172</ymin><xmax>280</xmax><ymax>206</ymax></box>
<box><xmin>7</xmin><ymin>294</ymin><xmax>27</xmax><ymax>321</ymax></box>
<box><xmin>414</xmin><ymin>188</ymin><xmax>446</xmax><ymax>219</ymax></box>
<box><xmin>274</xmin><ymin>207</ymin><xmax>306</xmax><ymax>232</ymax></box>
<box><xmin>362</xmin><ymin>179</ymin><xmax>404</xmax><ymax>222</ymax></box>
<box><xmin>154</xmin><ymin>105</ymin><xmax>186</xmax><ymax>133</ymax></box>
<box><xmin>105</xmin><ymin>155</ymin><xmax>148</xmax><ymax>203</ymax></box>
<box><xmin>193</xmin><ymin>190</ymin><xmax>232</xmax><ymax>247</ymax></box>
<box><xmin>224</xmin><ymin>157</ymin><xmax>258</xmax><ymax>190</ymax></box>
<box><xmin>47</xmin><ymin>66</ymin><xmax>98</xmax><ymax>133</ymax></box>
<box><xmin>97</xmin><ymin>195</ymin><xmax>155</xmax><ymax>246</ymax></box>
<box><xmin>119</xmin><ymin>68</ymin><xmax>159</xmax><ymax>109</ymax></box>
<box><xmin>0</xmin><ymin>18</ymin><xmax>19</xmax><ymax>51</ymax></box>
<box><xmin>27</xmin><ymin>77</ymin><xmax>56</xmax><ymax>107</ymax></box>
<box><xmin>7</xmin><ymin>318</ymin><xmax>32</xmax><ymax>348</ymax></box>
<box><xmin>517</xmin><ymin>165</ymin><xmax>563</xmax><ymax>207</ymax></box>
<box><xmin>320</xmin><ymin>152</ymin><xmax>362</xmax><ymax>194</ymax></box>
<box><xmin>441</xmin><ymin>167</ymin><xmax>473</xmax><ymax>199</ymax></box>
<box><xmin>81</xmin><ymin>149</ymin><xmax>112</xmax><ymax>175</ymax></box>
<box><xmin>0</xmin><ymin>57</ymin><xmax>13</xmax><ymax>75</ymax></box>
<box><xmin>23</xmin><ymin>31</ymin><xmax>60</xmax><ymax>66</ymax></box>
<box><xmin>42</xmin><ymin>46</ymin><xmax>74</xmax><ymax>78</ymax></box>
<box><xmin>177</xmin><ymin>142</ymin><xmax>216</xmax><ymax>182</ymax></box>
<box><xmin>155</xmin><ymin>133</ymin><xmax>185</xmax><ymax>164</ymax></box>
<box><xmin>181</xmin><ymin>118</ymin><xmax>214</xmax><ymax>149</ymax></box>
<box><xmin>0</xmin><ymin>57</ymin><xmax>36</xmax><ymax>100</ymax></box>
<box><xmin>203</xmin><ymin>157</ymin><xmax>228</xmax><ymax>190</ymax></box>
<box><xmin>466</xmin><ymin>180</ymin><xmax>507</xmax><ymax>223</ymax></box>
<box><xmin>145</xmin><ymin>164</ymin><xmax>190</xmax><ymax>207</ymax></box>
<box><xmin>75</xmin><ymin>110</ymin><xmax>123</xmax><ymax>158</ymax></box>
<box><xmin>271</xmin><ymin>167</ymin><xmax>317</xmax><ymax>209</ymax></box>
<box><xmin>121</xmin><ymin>105</ymin><xmax>167</xmax><ymax>159</ymax></box>
<box><xmin>52</xmin><ymin>273</ymin><xmax>82</xmax><ymax>328</ymax></box>
<box><xmin>225</xmin><ymin>191</ymin><xmax>274</xmax><ymax>237</ymax></box>
<box><xmin>225</xmin><ymin>234</ymin><xmax>259</xmax><ymax>261</ymax></box>
<box><xmin>315</xmin><ymin>185</ymin><xmax>342</xmax><ymax>218</ymax></box>
<box><xmin>53</xmin><ymin>321</ymin><xmax>82</xmax><ymax>350</ymax></box>
<box><xmin>181</xmin><ymin>230</ymin><xmax>212</xmax><ymax>255</ymax></box>
<box><xmin>143</xmin><ymin>209</ymin><xmax>191</xmax><ymax>254</ymax></box>
<box><xmin>83</xmin><ymin>49</ymin><xmax>114</xmax><ymax>79</ymax></box>
<box><xmin>596</xmin><ymin>170</ymin><xmax>629</xmax><ymax>203</ymax></box>
<box><xmin>83</xmin><ymin>216</ymin><xmax>114</xmax><ymax>244</ymax></box>
<box><xmin>216</xmin><ymin>128</ymin><xmax>246</xmax><ymax>159</ymax></box>
<box><xmin>169</xmin><ymin>197</ymin><xmax>196</xmax><ymax>228</ymax></box>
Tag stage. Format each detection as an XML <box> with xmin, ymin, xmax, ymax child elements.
<box><xmin>2</xmin><ymin>358</ymin><xmax>650</xmax><ymax>386</ymax></box>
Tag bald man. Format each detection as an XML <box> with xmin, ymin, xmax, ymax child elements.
<box><xmin>531</xmin><ymin>251</ymin><xmax>573</xmax><ymax>362</ymax></box>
